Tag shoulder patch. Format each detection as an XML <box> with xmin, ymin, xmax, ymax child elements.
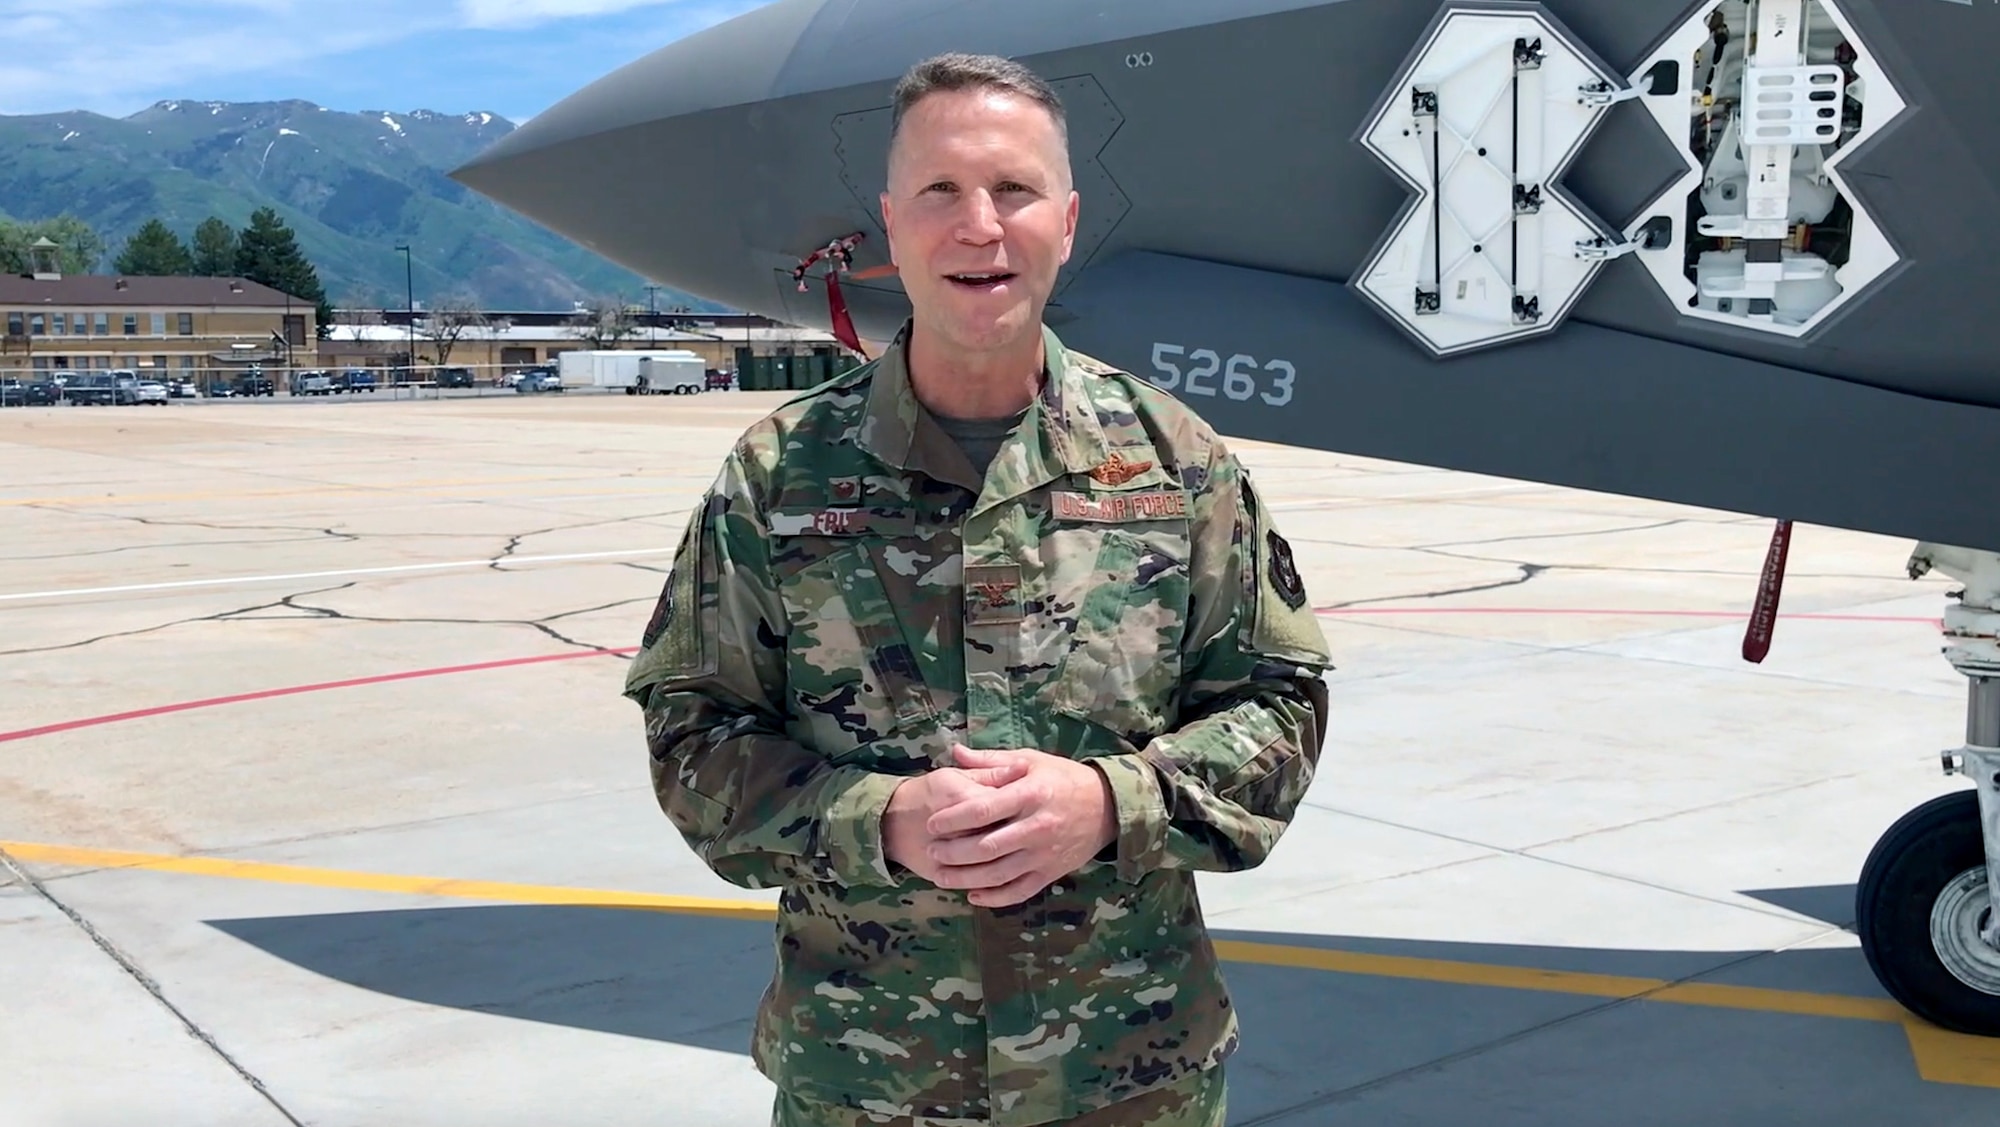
<box><xmin>1237</xmin><ymin>473</ymin><xmax>1332</xmax><ymax>667</ymax></box>
<box><xmin>640</xmin><ymin>569</ymin><xmax>677</xmax><ymax>651</ymax></box>
<box><xmin>624</xmin><ymin>496</ymin><xmax>720</xmax><ymax>700</ymax></box>
<box><xmin>1266</xmin><ymin>529</ymin><xmax>1307</xmax><ymax>611</ymax></box>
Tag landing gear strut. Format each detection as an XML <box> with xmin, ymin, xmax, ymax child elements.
<box><xmin>1856</xmin><ymin>545</ymin><xmax>2000</xmax><ymax>1035</ymax></box>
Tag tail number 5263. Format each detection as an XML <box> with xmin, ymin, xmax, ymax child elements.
<box><xmin>1148</xmin><ymin>344</ymin><xmax>1295</xmax><ymax>408</ymax></box>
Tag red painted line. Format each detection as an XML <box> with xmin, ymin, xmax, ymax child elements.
<box><xmin>0</xmin><ymin>605</ymin><xmax>1944</xmax><ymax>747</ymax></box>
<box><xmin>0</xmin><ymin>647</ymin><xmax>639</xmax><ymax>746</ymax></box>
<box><xmin>1316</xmin><ymin>606</ymin><xmax>1943</xmax><ymax>626</ymax></box>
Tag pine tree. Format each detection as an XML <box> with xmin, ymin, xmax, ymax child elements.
<box><xmin>0</xmin><ymin>215</ymin><xmax>105</xmax><ymax>274</ymax></box>
<box><xmin>190</xmin><ymin>216</ymin><xmax>239</xmax><ymax>276</ymax></box>
<box><xmin>114</xmin><ymin>219</ymin><xmax>195</xmax><ymax>275</ymax></box>
<box><xmin>235</xmin><ymin>207</ymin><xmax>333</xmax><ymax>337</ymax></box>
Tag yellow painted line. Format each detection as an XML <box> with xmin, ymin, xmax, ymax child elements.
<box><xmin>1651</xmin><ymin>980</ymin><xmax>1908</xmax><ymax>1023</ymax></box>
<box><xmin>0</xmin><ymin>473</ymin><xmax>612</xmax><ymax>508</ymax></box>
<box><xmin>1905</xmin><ymin>1019</ymin><xmax>2000</xmax><ymax>1087</ymax></box>
<box><xmin>1214</xmin><ymin>941</ymin><xmax>1906</xmax><ymax>1023</ymax></box>
<box><xmin>2</xmin><ymin>841</ymin><xmax>772</xmax><ymax>922</ymax></box>
<box><xmin>1217</xmin><ymin>940</ymin><xmax>1661</xmax><ymax>1000</ymax></box>
<box><xmin>6</xmin><ymin>839</ymin><xmax>1996</xmax><ymax>1088</ymax></box>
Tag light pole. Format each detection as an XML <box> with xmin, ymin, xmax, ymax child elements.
<box><xmin>394</xmin><ymin>244</ymin><xmax>414</xmax><ymax>382</ymax></box>
<box><xmin>644</xmin><ymin>283</ymin><xmax>660</xmax><ymax>348</ymax></box>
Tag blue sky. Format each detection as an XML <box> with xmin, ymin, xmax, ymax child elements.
<box><xmin>1</xmin><ymin>0</ymin><xmax>771</xmax><ymax>124</ymax></box>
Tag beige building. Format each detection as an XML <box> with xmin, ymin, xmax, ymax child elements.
<box><xmin>0</xmin><ymin>242</ymin><xmax>309</xmax><ymax>384</ymax></box>
<box><xmin>319</xmin><ymin>309</ymin><xmax>857</xmax><ymax>382</ymax></box>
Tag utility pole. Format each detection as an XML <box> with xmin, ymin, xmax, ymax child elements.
<box><xmin>644</xmin><ymin>283</ymin><xmax>660</xmax><ymax>348</ymax></box>
<box><xmin>395</xmin><ymin>244</ymin><xmax>414</xmax><ymax>382</ymax></box>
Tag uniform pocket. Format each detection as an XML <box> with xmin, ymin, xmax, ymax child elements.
<box><xmin>775</xmin><ymin>536</ymin><xmax>941</xmax><ymax>767</ymax></box>
<box><xmin>1043</xmin><ymin>524</ymin><xmax>1191</xmax><ymax>741</ymax></box>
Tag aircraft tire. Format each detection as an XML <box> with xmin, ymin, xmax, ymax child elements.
<box><xmin>1856</xmin><ymin>788</ymin><xmax>2000</xmax><ymax>1035</ymax></box>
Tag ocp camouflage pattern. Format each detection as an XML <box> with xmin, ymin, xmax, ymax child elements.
<box><xmin>773</xmin><ymin>1057</ymin><xmax>1226</xmax><ymax>1127</ymax></box>
<box><xmin>625</xmin><ymin>321</ymin><xmax>1332</xmax><ymax>1127</ymax></box>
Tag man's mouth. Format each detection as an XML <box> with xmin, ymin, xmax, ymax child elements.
<box><xmin>946</xmin><ymin>272</ymin><xmax>1016</xmax><ymax>291</ymax></box>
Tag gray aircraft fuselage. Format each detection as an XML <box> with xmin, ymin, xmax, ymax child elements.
<box><xmin>452</xmin><ymin>0</ymin><xmax>2000</xmax><ymax>552</ymax></box>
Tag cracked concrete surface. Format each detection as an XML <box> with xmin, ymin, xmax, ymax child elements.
<box><xmin>1</xmin><ymin>394</ymin><xmax>1992</xmax><ymax>1125</ymax></box>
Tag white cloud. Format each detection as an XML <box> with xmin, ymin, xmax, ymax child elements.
<box><xmin>0</xmin><ymin>1</ymin><xmax>448</xmax><ymax>115</ymax></box>
<box><xmin>0</xmin><ymin>0</ymin><xmax>753</xmax><ymax>117</ymax></box>
<box><xmin>456</xmin><ymin>0</ymin><xmax>680</xmax><ymax>29</ymax></box>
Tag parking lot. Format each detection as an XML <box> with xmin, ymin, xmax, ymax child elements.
<box><xmin>6</xmin><ymin>389</ymin><xmax>1999</xmax><ymax>1124</ymax></box>
<box><xmin>0</xmin><ymin>373</ymin><xmax>648</xmax><ymax>408</ymax></box>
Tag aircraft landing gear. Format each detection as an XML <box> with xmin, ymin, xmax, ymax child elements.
<box><xmin>1856</xmin><ymin>545</ymin><xmax>2000</xmax><ymax>1035</ymax></box>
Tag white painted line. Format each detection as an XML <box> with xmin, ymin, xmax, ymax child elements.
<box><xmin>1268</xmin><ymin>484</ymin><xmax>1547</xmax><ymax>510</ymax></box>
<box><xmin>0</xmin><ymin>549</ymin><xmax>677</xmax><ymax>603</ymax></box>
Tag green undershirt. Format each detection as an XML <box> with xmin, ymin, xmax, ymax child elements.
<box><xmin>933</xmin><ymin>406</ymin><xmax>1029</xmax><ymax>482</ymax></box>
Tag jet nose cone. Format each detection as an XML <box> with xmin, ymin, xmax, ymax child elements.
<box><xmin>449</xmin><ymin>0</ymin><xmax>831</xmax><ymax>312</ymax></box>
<box><xmin>457</xmin><ymin>0</ymin><xmax>823</xmax><ymax>174</ymax></box>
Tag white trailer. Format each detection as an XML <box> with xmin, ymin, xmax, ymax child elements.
<box><xmin>639</xmin><ymin>351</ymin><xmax>707</xmax><ymax>395</ymax></box>
<box><xmin>555</xmin><ymin>350</ymin><xmax>700</xmax><ymax>393</ymax></box>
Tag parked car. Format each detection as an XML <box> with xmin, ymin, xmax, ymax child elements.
<box><xmin>135</xmin><ymin>381</ymin><xmax>169</xmax><ymax>405</ymax></box>
<box><xmin>23</xmin><ymin>379</ymin><xmax>59</xmax><ymax>406</ymax></box>
<box><xmin>0</xmin><ymin>379</ymin><xmax>22</xmax><ymax>407</ymax></box>
<box><xmin>293</xmin><ymin>371</ymin><xmax>333</xmax><ymax>396</ymax></box>
<box><xmin>337</xmin><ymin>369</ymin><xmax>378</xmax><ymax>393</ymax></box>
<box><xmin>436</xmin><ymin>366</ymin><xmax>476</xmax><ymax>388</ymax></box>
<box><xmin>167</xmin><ymin>379</ymin><xmax>198</xmax><ymax>399</ymax></box>
<box><xmin>67</xmin><ymin>372</ymin><xmax>139</xmax><ymax>405</ymax></box>
<box><xmin>236</xmin><ymin>375</ymin><xmax>276</xmax><ymax>397</ymax></box>
<box><xmin>207</xmin><ymin>382</ymin><xmax>237</xmax><ymax>399</ymax></box>
<box><xmin>514</xmin><ymin>370</ymin><xmax>564</xmax><ymax>394</ymax></box>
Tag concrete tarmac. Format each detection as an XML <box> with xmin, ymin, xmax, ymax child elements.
<box><xmin>2</xmin><ymin>391</ymin><xmax>1996</xmax><ymax>1125</ymax></box>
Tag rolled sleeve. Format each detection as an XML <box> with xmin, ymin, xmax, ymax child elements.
<box><xmin>1087</xmin><ymin>753</ymin><xmax>1168</xmax><ymax>883</ymax></box>
<box><xmin>814</xmin><ymin>768</ymin><xmax>908</xmax><ymax>886</ymax></box>
<box><xmin>629</xmin><ymin>444</ymin><xmax>917</xmax><ymax>892</ymax></box>
<box><xmin>1088</xmin><ymin>436</ymin><xmax>1333</xmax><ymax>879</ymax></box>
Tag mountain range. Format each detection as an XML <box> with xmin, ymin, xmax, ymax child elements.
<box><xmin>0</xmin><ymin>99</ymin><xmax>722</xmax><ymax>313</ymax></box>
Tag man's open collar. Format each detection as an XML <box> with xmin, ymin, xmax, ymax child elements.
<box><xmin>855</xmin><ymin>319</ymin><xmax>1110</xmax><ymax>483</ymax></box>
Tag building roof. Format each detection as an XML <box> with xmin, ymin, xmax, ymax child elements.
<box><xmin>324</xmin><ymin>323</ymin><xmax>845</xmax><ymax>346</ymax></box>
<box><xmin>326</xmin><ymin>324</ymin><xmax>711</xmax><ymax>344</ymax></box>
<box><xmin>0</xmin><ymin>274</ymin><xmax>302</xmax><ymax>307</ymax></box>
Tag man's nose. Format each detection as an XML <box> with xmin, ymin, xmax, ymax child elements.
<box><xmin>955</xmin><ymin>191</ymin><xmax>1005</xmax><ymax>244</ymax></box>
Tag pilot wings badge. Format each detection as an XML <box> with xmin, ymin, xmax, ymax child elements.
<box><xmin>1089</xmin><ymin>451</ymin><xmax>1154</xmax><ymax>486</ymax></box>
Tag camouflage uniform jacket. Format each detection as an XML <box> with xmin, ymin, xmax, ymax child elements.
<box><xmin>624</xmin><ymin>321</ymin><xmax>1332</xmax><ymax>1126</ymax></box>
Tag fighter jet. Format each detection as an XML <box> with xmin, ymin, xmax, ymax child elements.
<box><xmin>450</xmin><ymin>0</ymin><xmax>2000</xmax><ymax>1038</ymax></box>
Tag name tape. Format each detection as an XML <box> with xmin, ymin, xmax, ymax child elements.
<box><xmin>769</xmin><ymin>509</ymin><xmax>914</xmax><ymax>536</ymax></box>
<box><xmin>1051</xmin><ymin>490</ymin><xmax>1188</xmax><ymax>523</ymax></box>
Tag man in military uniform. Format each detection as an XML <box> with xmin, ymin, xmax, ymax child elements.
<box><xmin>624</xmin><ymin>52</ymin><xmax>1332</xmax><ymax>1127</ymax></box>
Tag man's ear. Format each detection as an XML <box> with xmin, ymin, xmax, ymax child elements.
<box><xmin>1061</xmin><ymin>189</ymin><xmax>1079</xmax><ymax>262</ymax></box>
<box><xmin>879</xmin><ymin>191</ymin><xmax>898</xmax><ymax>266</ymax></box>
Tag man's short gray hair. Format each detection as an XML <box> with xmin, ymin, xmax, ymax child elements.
<box><xmin>888</xmin><ymin>52</ymin><xmax>1069</xmax><ymax>156</ymax></box>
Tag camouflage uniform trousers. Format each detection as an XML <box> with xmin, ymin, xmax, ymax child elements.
<box><xmin>771</xmin><ymin>1067</ymin><xmax>1226</xmax><ymax>1127</ymax></box>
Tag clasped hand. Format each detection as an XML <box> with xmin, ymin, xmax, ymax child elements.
<box><xmin>882</xmin><ymin>745</ymin><xmax>1116</xmax><ymax>908</ymax></box>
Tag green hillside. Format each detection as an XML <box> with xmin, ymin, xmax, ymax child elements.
<box><xmin>0</xmin><ymin>99</ymin><xmax>721</xmax><ymax>313</ymax></box>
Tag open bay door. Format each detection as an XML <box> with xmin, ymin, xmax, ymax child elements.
<box><xmin>1349</xmin><ymin>2</ymin><xmax>1648</xmax><ymax>357</ymax></box>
